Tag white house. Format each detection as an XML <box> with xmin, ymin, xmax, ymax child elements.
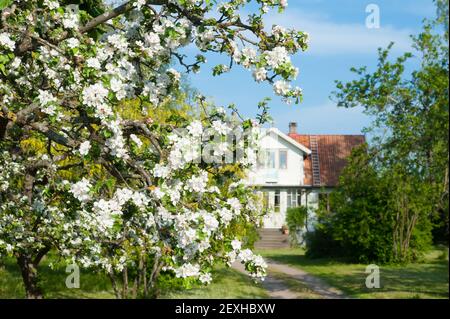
<box><xmin>247</xmin><ymin>123</ymin><xmax>366</xmax><ymax>229</ymax></box>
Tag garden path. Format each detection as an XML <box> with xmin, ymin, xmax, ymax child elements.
<box><xmin>232</xmin><ymin>259</ymin><xmax>347</xmax><ymax>299</ymax></box>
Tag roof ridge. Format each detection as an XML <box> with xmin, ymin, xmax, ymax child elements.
<box><xmin>288</xmin><ymin>133</ymin><xmax>365</xmax><ymax>137</ymax></box>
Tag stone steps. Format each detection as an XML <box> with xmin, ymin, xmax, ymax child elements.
<box><xmin>255</xmin><ymin>229</ymin><xmax>291</xmax><ymax>249</ymax></box>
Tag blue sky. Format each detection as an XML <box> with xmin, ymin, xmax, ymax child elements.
<box><xmin>181</xmin><ymin>0</ymin><xmax>436</xmax><ymax>135</ymax></box>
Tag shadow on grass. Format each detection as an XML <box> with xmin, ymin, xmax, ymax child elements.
<box><xmin>1</xmin><ymin>257</ymin><xmax>267</xmax><ymax>299</ymax></box>
<box><xmin>258</xmin><ymin>248</ymin><xmax>449</xmax><ymax>299</ymax></box>
<box><xmin>0</xmin><ymin>256</ymin><xmax>115</xmax><ymax>299</ymax></box>
<box><xmin>160</xmin><ymin>266</ymin><xmax>268</xmax><ymax>299</ymax></box>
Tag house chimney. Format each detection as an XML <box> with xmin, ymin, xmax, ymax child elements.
<box><xmin>289</xmin><ymin>122</ymin><xmax>297</xmax><ymax>135</ymax></box>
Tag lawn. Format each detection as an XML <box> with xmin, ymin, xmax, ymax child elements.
<box><xmin>0</xmin><ymin>256</ymin><xmax>267</xmax><ymax>299</ymax></box>
<box><xmin>160</xmin><ymin>266</ymin><xmax>268</xmax><ymax>299</ymax></box>
<box><xmin>2</xmin><ymin>247</ymin><xmax>447</xmax><ymax>299</ymax></box>
<box><xmin>0</xmin><ymin>256</ymin><xmax>116</xmax><ymax>299</ymax></box>
<box><xmin>257</xmin><ymin>246</ymin><xmax>449</xmax><ymax>299</ymax></box>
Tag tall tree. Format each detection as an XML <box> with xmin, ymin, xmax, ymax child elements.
<box><xmin>333</xmin><ymin>0</ymin><xmax>449</xmax><ymax>247</ymax></box>
<box><xmin>0</xmin><ymin>0</ymin><xmax>307</xmax><ymax>298</ymax></box>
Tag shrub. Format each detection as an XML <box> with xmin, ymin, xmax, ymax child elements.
<box><xmin>225</xmin><ymin>220</ymin><xmax>260</xmax><ymax>249</ymax></box>
<box><xmin>304</xmin><ymin>224</ymin><xmax>344</xmax><ymax>259</ymax></box>
<box><xmin>286</xmin><ymin>206</ymin><xmax>308</xmax><ymax>247</ymax></box>
<box><xmin>305</xmin><ymin>147</ymin><xmax>434</xmax><ymax>264</ymax></box>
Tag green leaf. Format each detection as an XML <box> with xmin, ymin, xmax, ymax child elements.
<box><xmin>0</xmin><ymin>0</ymin><xmax>13</xmax><ymax>10</ymax></box>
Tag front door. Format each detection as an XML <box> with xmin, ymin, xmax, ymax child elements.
<box><xmin>261</xmin><ymin>190</ymin><xmax>286</xmax><ymax>229</ymax></box>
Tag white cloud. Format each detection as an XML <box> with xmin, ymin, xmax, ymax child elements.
<box><xmin>275</xmin><ymin>101</ymin><xmax>372</xmax><ymax>135</ymax></box>
<box><xmin>266</xmin><ymin>9</ymin><xmax>414</xmax><ymax>55</ymax></box>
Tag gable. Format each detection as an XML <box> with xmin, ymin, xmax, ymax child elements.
<box><xmin>264</xmin><ymin>128</ymin><xmax>311</xmax><ymax>155</ymax></box>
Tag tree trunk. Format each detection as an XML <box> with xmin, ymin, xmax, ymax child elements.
<box><xmin>122</xmin><ymin>266</ymin><xmax>128</xmax><ymax>299</ymax></box>
<box><xmin>17</xmin><ymin>255</ymin><xmax>43</xmax><ymax>299</ymax></box>
<box><xmin>143</xmin><ymin>258</ymin><xmax>148</xmax><ymax>298</ymax></box>
<box><xmin>108</xmin><ymin>272</ymin><xmax>121</xmax><ymax>299</ymax></box>
<box><xmin>145</xmin><ymin>256</ymin><xmax>163</xmax><ymax>299</ymax></box>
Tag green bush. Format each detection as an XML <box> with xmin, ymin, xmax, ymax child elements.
<box><xmin>286</xmin><ymin>206</ymin><xmax>308</xmax><ymax>246</ymax></box>
<box><xmin>305</xmin><ymin>146</ymin><xmax>434</xmax><ymax>264</ymax></box>
<box><xmin>224</xmin><ymin>220</ymin><xmax>260</xmax><ymax>249</ymax></box>
<box><xmin>304</xmin><ymin>224</ymin><xmax>344</xmax><ymax>259</ymax></box>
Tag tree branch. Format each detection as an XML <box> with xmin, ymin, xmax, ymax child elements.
<box><xmin>80</xmin><ymin>0</ymin><xmax>167</xmax><ymax>34</ymax></box>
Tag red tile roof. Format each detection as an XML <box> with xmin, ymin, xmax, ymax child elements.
<box><xmin>288</xmin><ymin>134</ymin><xmax>366</xmax><ymax>187</ymax></box>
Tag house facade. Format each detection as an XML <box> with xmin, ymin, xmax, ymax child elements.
<box><xmin>246</xmin><ymin>123</ymin><xmax>366</xmax><ymax>229</ymax></box>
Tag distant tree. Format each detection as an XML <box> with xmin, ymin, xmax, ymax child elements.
<box><xmin>310</xmin><ymin>145</ymin><xmax>434</xmax><ymax>263</ymax></box>
<box><xmin>306</xmin><ymin>0</ymin><xmax>448</xmax><ymax>263</ymax></box>
<box><xmin>332</xmin><ymin>0</ymin><xmax>449</xmax><ymax>247</ymax></box>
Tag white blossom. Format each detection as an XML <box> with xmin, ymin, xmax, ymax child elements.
<box><xmin>199</xmin><ymin>273</ymin><xmax>212</xmax><ymax>284</ymax></box>
<box><xmin>78</xmin><ymin>141</ymin><xmax>91</xmax><ymax>156</ymax></box>
<box><xmin>231</xmin><ymin>239</ymin><xmax>242</xmax><ymax>251</ymax></box>
<box><xmin>187</xmin><ymin>120</ymin><xmax>203</xmax><ymax>137</ymax></box>
<box><xmin>0</xmin><ymin>0</ymin><xmax>305</xmax><ymax>288</ymax></box>
<box><xmin>0</xmin><ymin>32</ymin><xmax>15</xmax><ymax>51</ymax></box>
<box><xmin>70</xmin><ymin>178</ymin><xmax>92</xmax><ymax>202</ymax></box>
<box><xmin>82</xmin><ymin>83</ymin><xmax>109</xmax><ymax>109</ymax></box>
<box><xmin>62</xmin><ymin>12</ymin><xmax>79</xmax><ymax>30</ymax></box>
<box><xmin>227</xmin><ymin>198</ymin><xmax>242</xmax><ymax>214</ymax></box>
<box><xmin>253</xmin><ymin>68</ymin><xmax>267</xmax><ymax>82</ymax></box>
<box><xmin>175</xmin><ymin>263</ymin><xmax>201</xmax><ymax>278</ymax></box>
<box><xmin>212</xmin><ymin>120</ymin><xmax>231</xmax><ymax>135</ymax></box>
<box><xmin>185</xmin><ymin>172</ymin><xmax>208</xmax><ymax>193</ymax></box>
<box><xmin>66</xmin><ymin>38</ymin><xmax>80</xmax><ymax>49</ymax></box>
<box><xmin>273</xmin><ymin>80</ymin><xmax>291</xmax><ymax>96</ymax></box>
<box><xmin>203</xmin><ymin>214</ymin><xmax>219</xmax><ymax>233</ymax></box>
<box><xmin>44</xmin><ymin>0</ymin><xmax>60</xmax><ymax>10</ymax></box>
<box><xmin>37</xmin><ymin>90</ymin><xmax>57</xmax><ymax>115</ymax></box>
<box><xmin>130</xmin><ymin>134</ymin><xmax>143</xmax><ymax>148</ymax></box>
<box><xmin>86</xmin><ymin>57</ymin><xmax>102</xmax><ymax>70</ymax></box>
<box><xmin>265</xmin><ymin>46</ymin><xmax>289</xmax><ymax>69</ymax></box>
<box><xmin>152</xmin><ymin>164</ymin><xmax>170</xmax><ymax>179</ymax></box>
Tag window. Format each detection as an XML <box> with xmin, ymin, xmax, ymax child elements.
<box><xmin>287</xmin><ymin>190</ymin><xmax>294</xmax><ymax>208</ymax></box>
<box><xmin>257</xmin><ymin>150</ymin><xmax>265</xmax><ymax>169</ymax></box>
<box><xmin>279</xmin><ymin>150</ymin><xmax>287</xmax><ymax>169</ymax></box>
<box><xmin>274</xmin><ymin>190</ymin><xmax>280</xmax><ymax>212</ymax></box>
<box><xmin>287</xmin><ymin>189</ymin><xmax>302</xmax><ymax>208</ymax></box>
<box><xmin>265</xmin><ymin>150</ymin><xmax>276</xmax><ymax>169</ymax></box>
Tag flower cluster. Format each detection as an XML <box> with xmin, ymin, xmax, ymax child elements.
<box><xmin>0</xmin><ymin>0</ymin><xmax>306</xmax><ymax>296</ymax></box>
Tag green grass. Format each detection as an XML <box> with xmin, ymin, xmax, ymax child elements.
<box><xmin>2</xmin><ymin>247</ymin><xmax>447</xmax><ymax>299</ymax></box>
<box><xmin>0</xmin><ymin>257</ymin><xmax>267</xmax><ymax>299</ymax></box>
<box><xmin>269</xmin><ymin>271</ymin><xmax>324</xmax><ymax>299</ymax></box>
<box><xmin>160</xmin><ymin>266</ymin><xmax>268</xmax><ymax>299</ymax></box>
<box><xmin>0</xmin><ymin>256</ymin><xmax>115</xmax><ymax>299</ymax></box>
<box><xmin>257</xmin><ymin>247</ymin><xmax>449</xmax><ymax>299</ymax></box>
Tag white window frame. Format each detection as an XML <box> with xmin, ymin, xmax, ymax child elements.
<box><xmin>279</xmin><ymin>149</ymin><xmax>288</xmax><ymax>170</ymax></box>
<box><xmin>287</xmin><ymin>189</ymin><xmax>302</xmax><ymax>208</ymax></box>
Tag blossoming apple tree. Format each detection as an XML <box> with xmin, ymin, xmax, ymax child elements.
<box><xmin>0</xmin><ymin>0</ymin><xmax>308</xmax><ymax>298</ymax></box>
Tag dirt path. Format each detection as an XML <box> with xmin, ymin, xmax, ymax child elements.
<box><xmin>232</xmin><ymin>259</ymin><xmax>347</xmax><ymax>299</ymax></box>
<box><xmin>265</xmin><ymin>259</ymin><xmax>347</xmax><ymax>299</ymax></box>
<box><xmin>232</xmin><ymin>261</ymin><xmax>299</xmax><ymax>299</ymax></box>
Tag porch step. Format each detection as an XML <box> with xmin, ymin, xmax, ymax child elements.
<box><xmin>255</xmin><ymin>229</ymin><xmax>291</xmax><ymax>249</ymax></box>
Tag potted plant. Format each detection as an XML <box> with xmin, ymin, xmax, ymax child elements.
<box><xmin>281</xmin><ymin>224</ymin><xmax>289</xmax><ymax>235</ymax></box>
